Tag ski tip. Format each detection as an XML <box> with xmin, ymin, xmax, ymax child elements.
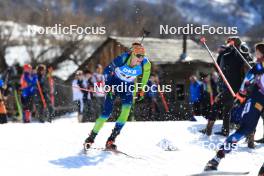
<box><xmin>188</xmin><ymin>171</ymin><xmax>250</xmax><ymax>176</ymax></box>
<box><xmin>200</xmin><ymin>37</ymin><xmax>206</xmax><ymax>43</ymax></box>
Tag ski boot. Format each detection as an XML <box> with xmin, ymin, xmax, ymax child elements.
<box><xmin>199</xmin><ymin>128</ymin><xmax>207</xmax><ymax>135</ymax></box>
<box><xmin>204</xmin><ymin>158</ymin><xmax>219</xmax><ymax>171</ymax></box>
<box><xmin>105</xmin><ymin>140</ymin><xmax>117</xmax><ymax>150</ymax></box>
<box><xmin>47</xmin><ymin>118</ymin><xmax>52</xmax><ymax>123</ymax></box>
<box><xmin>105</xmin><ymin>127</ymin><xmax>121</xmax><ymax>150</ymax></box>
<box><xmin>215</xmin><ymin>117</ymin><xmax>230</xmax><ymax>136</ymax></box>
<box><xmin>84</xmin><ymin>131</ymin><xmax>97</xmax><ymax>150</ymax></box>
<box><xmin>247</xmin><ymin>133</ymin><xmax>255</xmax><ymax>149</ymax></box>
<box><xmin>214</xmin><ymin>128</ymin><xmax>229</xmax><ymax>137</ymax></box>
<box><xmin>199</xmin><ymin>120</ymin><xmax>214</xmax><ymax>136</ymax></box>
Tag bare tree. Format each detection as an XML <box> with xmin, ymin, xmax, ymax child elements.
<box><xmin>0</xmin><ymin>25</ymin><xmax>13</xmax><ymax>72</ymax></box>
<box><xmin>23</xmin><ymin>34</ymin><xmax>85</xmax><ymax>69</ymax></box>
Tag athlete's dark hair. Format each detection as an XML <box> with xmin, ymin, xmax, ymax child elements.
<box><xmin>255</xmin><ymin>43</ymin><xmax>264</xmax><ymax>55</ymax></box>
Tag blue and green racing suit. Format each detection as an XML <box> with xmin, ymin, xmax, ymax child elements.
<box><xmin>91</xmin><ymin>52</ymin><xmax>151</xmax><ymax>137</ymax></box>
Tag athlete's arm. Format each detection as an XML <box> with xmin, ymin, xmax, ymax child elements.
<box><xmin>104</xmin><ymin>53</ymin><xmax>129</xmax><ymax>75</ymax></box>
<box><xmin>140</xmin><ymin>58</ymin><xmax>151</xmax><ymax>87</ymax></box>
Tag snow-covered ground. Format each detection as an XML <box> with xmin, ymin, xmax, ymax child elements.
<box><xmin>0</xmin><ymin>114</ymin><xmax>263</xmax><ymax>176</ymax></box>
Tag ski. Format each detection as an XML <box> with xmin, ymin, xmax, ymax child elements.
<box><xmin>83</xmin><ymin>147</ymin><xmax>143</xmax><ymax>159</ymax></box>
<box><xmin>189</xmin><ymin>171</ymin><xmax>250</xmax><ymax>176</ymax></box>
<box><xmin>103</xmin><ymin>148</ymin><xmax>140</xmax><ymax>159</ymax></box>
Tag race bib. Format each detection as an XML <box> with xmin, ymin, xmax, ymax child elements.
<box><xmin>115</xmin><ymin>64</ymin><xmax>142</xmax><ymax>82</ymax></box>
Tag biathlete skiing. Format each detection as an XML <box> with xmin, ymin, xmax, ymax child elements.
<box><xmin>204</xmin><ymin>43</ymin><xmax>264</xmax><ymax>171</ymax></box>
<box><xmin>84</xmin><ymin>42</ymin><xmax>151</xmax><ymax>150</ymax></box>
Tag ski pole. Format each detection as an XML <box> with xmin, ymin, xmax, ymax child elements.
<box><xmin>37</xmin><ymin>80</ymin><xmax>47</xmax><ymax>109</ymax></box>
<box><xmin>158</xmin><ymin>87</ymin><xmax>169</xmax><ymax>113</ymax></box>
<box><xmin>72</xmin><ymin>85</ymin><xmax>106</xmax><ymax>94</ymax></box>
<box><xmin>54</xmin><ymin>82</ymin><xmax>106</xmax><ymax>95</ymax></box>
<box><xmin>140</xmin><ymin>28</ymin><xmax>150</xmax><ymax>44</ymax></box>
<box><xmin>229</xmin><ymin>41</ymin><xmax>252</xmax><ymax>69</ymax></box>
<box><xmin>200</xmin><ymin>37</ymin><xmax>236</xmax><ymax>98</ymax></box>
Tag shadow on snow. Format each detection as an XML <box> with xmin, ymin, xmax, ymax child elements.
<box><xmin>49</xmin><ymin>150</ymin><xmax>110</xmax><ymax>169</ymax></box>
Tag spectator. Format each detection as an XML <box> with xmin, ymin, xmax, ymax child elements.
<box><xmin>20</xmin><ymin>64</ymin><xmax>37</xmax><ymax>123</ymax></box>
<box><xmin>189</xmin><ymin>75</ymin><xmax>203</xmax><ymax>117</ymax></box>
<box><xmin>146</xmin><ymin>74</ymin><xmax>160</xmax><ymax>120</ymax></box>
<box><xmin>47</xmin><ymin>66</ymin><xmax>55</xmax><ymax>119</ymax></box>
<box><xmin>210</xmin><ymin>71</ymin><xmax>219</xmax><ymax>103</ymax></box>
<box><xmin>1</xmin><ymin>67</ymin><xmax>17</xmax><ymax>119</ymax></box>
<box><xmin>200</xmin><ymin>37</ymin><xmax>252</xmax><ymax>136</ymax></box>
<box><xmin>82</xmin><ymin>70</ymin><xmax>96</xmax><ymax>122</ymax></box>
<box><xmin>35</xmin><ymin>64</ymin><xmax>53</xmax><ymax>123</ymax></box>
<box><xmin>200</xmin><ymin>73</ymin><xmax>212</xmax><ymax>118</ymax></box>
<box><xmin>72</xmin><ymin>70</ymin><xmax>84</xmax><ymax>122</ymax></box>
<box><xmin>92</xmin><ymin>64</ymin><xmax>105</xmax><ymax>119</ymax></box>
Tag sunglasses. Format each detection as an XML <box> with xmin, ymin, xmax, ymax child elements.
<box><xmin>135</xmin><ymin>54</ymin><xmax>145</xmax><ymax>58</ymax></box>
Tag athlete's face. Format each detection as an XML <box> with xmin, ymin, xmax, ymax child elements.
<box><xmin>131</xmin><ymin>53</ymin><xmax>144</xmax><ymax>66</ymax></box>
<box><xmin>256</xmin><ymin>49</ymin><xmax>264</xmax><ymax>62</ymax></box>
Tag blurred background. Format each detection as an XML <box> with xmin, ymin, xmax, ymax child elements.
<box><xmin>0</xmin><ymin>0</ymin><xmax>263</xmax><ymax>122</ymax></box>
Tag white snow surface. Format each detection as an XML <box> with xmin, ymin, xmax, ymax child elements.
<box><xmin>0</xmin><ymin>114</ymin><xmax>263</xmax><ymax>176</ymax></box>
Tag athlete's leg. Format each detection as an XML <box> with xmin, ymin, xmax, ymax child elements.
<box><xmin>84</xmin><ymin>93</ymin><xmax>115</xmax><ymax>147</ymax></box>
<box><xmin>106</xmin><ymin>91</ymin><xmax>133</xmax><ymax>149</ymax></box>
<box><xmin>205</xmin><ymin>92</ymin><xmax>264</xmax><ymax>171</ymax></box>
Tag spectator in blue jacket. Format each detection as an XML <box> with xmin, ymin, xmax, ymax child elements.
<box><xmin>189</xmin><ymin>75</ymin><xmax>203</xmax><ymax>116</ymax></box>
